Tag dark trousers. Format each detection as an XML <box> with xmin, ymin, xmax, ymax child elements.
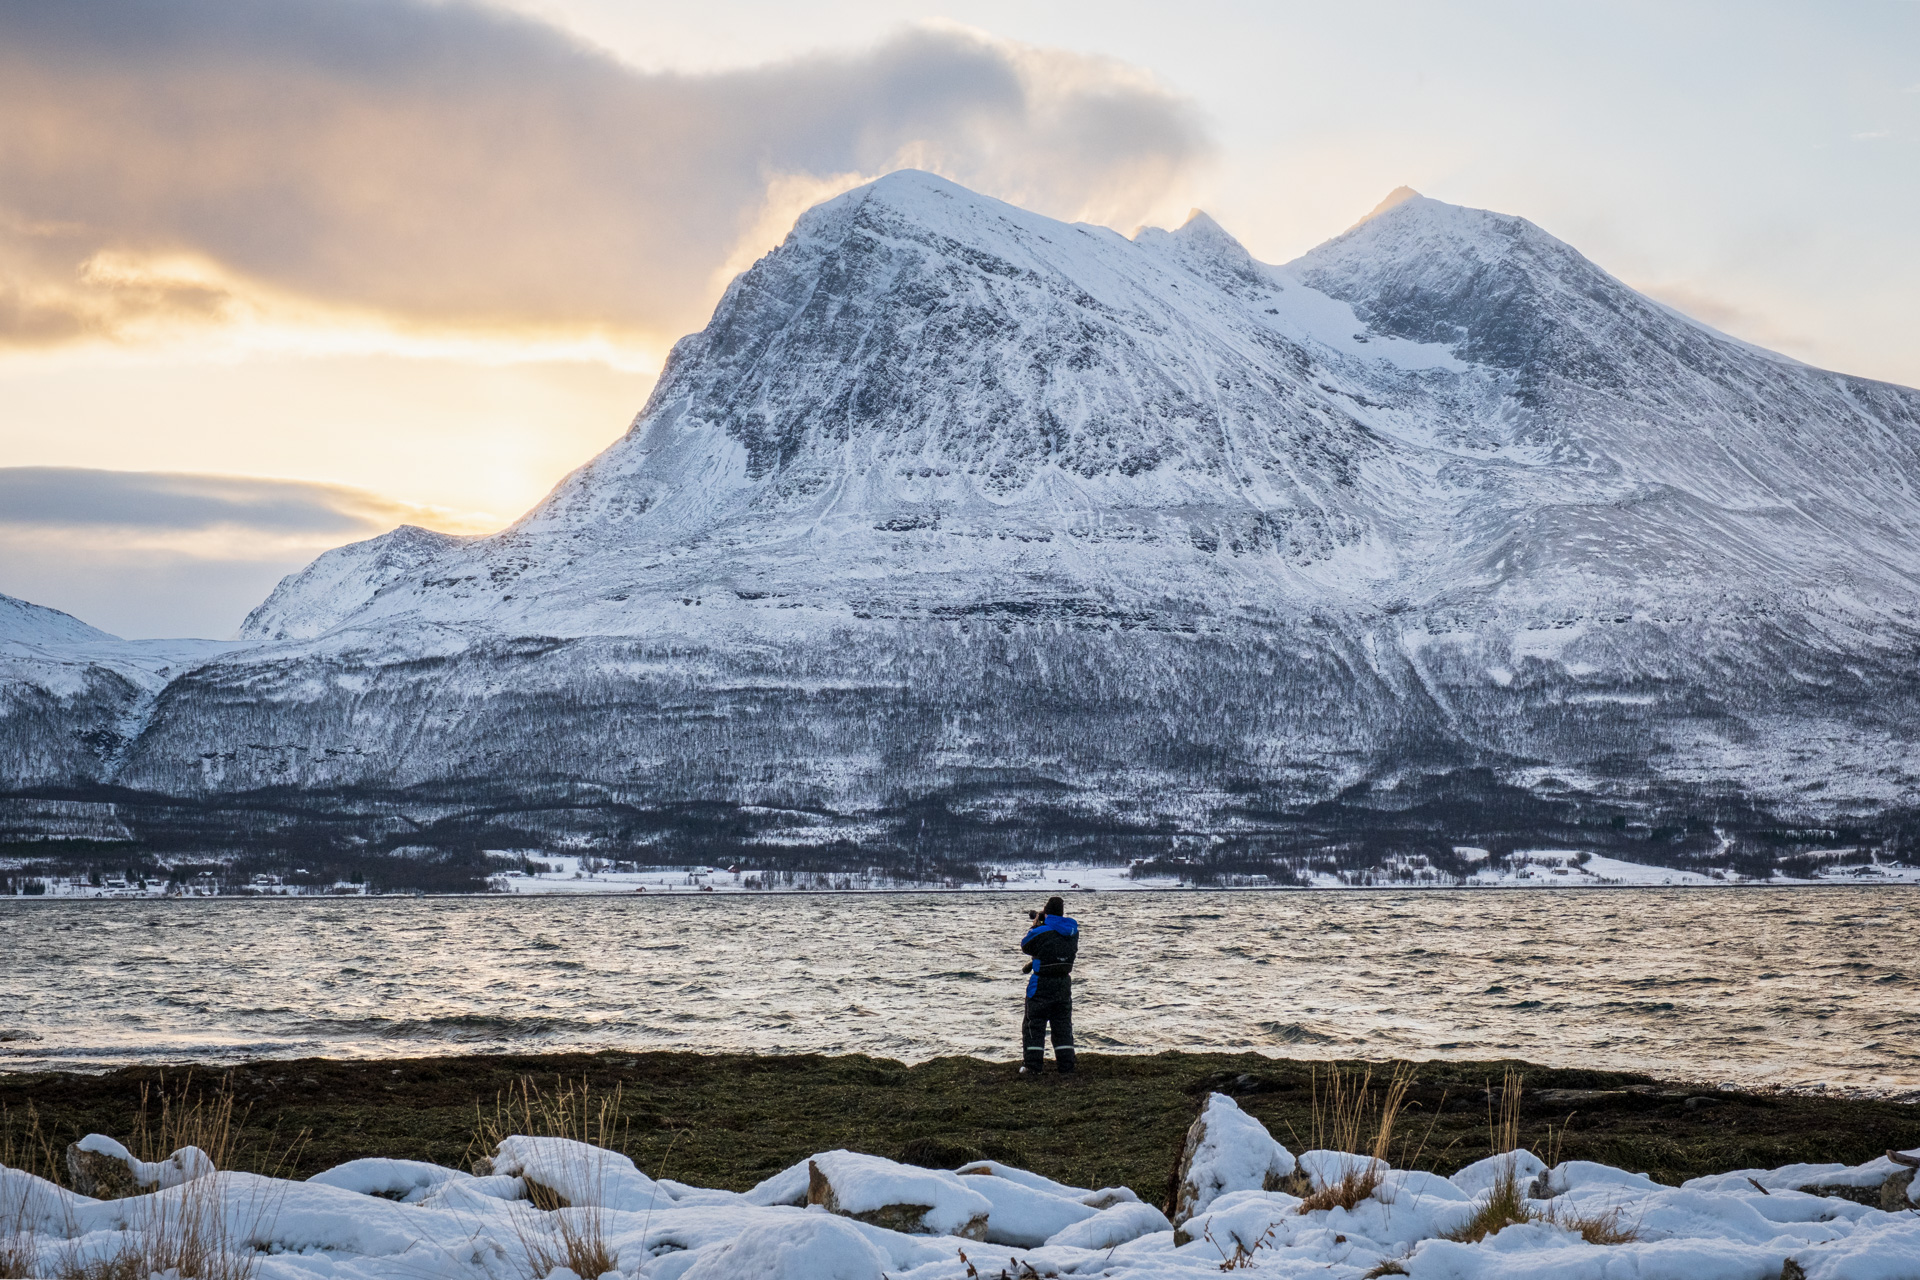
<box><xmin>1022</xmin><ymin>993</ymin><xmax>1075</xmax><ymax>1072</ymax></box>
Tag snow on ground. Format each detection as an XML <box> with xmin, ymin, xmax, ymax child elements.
<box><xmin>486</xmin><ymin>857</ymin><xmax>1177</xmax><ymax>896</ymax></box>
<box><xmin>5</xmin><ymin>1094</ymin><xmax>1917</xmax><ymax>1280</ymax></box>
<box><xmin>484</xmin><ymin>850</ymin><xmax>1920</xmax><ymax>896</ymax></box>
<box><xmin>11</xmin><ymin>853</ymin><xmax>1917</xmax><ymax>900</ymax></box>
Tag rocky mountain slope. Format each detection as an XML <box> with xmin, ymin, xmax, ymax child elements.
<box><xmin>7</xmin><ymin>173</ymin><xmax>1920</xmax><ymax>875</ymax></box>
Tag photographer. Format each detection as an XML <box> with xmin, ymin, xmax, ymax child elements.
<box><xmin>1019</xmin><ymin>895</ymin><xmax>1078</xmax><ymax>1075</ymax></box>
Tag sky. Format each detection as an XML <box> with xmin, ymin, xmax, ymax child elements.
<box><xmin>1</xmin><ymin>0</ymin><xmax>1914</xmax><ymax>638</ymax></box>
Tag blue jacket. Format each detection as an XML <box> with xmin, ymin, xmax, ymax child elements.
<box><xmin>1020</xmin><ymin>915</ymin><xmax>1079</xmax><ymax>998</ymax></box>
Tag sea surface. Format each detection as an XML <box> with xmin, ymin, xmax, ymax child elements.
<box><xmin>4</xmin><ymin>888</ymin><xmax>1916</xmax><ymax>1094</ymax></box>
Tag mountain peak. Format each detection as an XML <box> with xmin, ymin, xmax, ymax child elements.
<box><xmin>0</xmin><ymin>592</ymin><xmax>119</xmax><ymax>647</ymax></box>
<box><xmin>1170</xmin><ymin>208</ymin><xmax>1246</xmax><ymax>254</ymax></box>
<box><xmin>1353</xmin><ymin>185</ymin><xmax>1423</xmax><ymax>229</ymax></box>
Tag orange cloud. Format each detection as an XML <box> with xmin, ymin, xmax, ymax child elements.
<box><xmin>0</xmin><ymin>3</ymin><xmax>1210</xmax><ymax>356</ymax></box>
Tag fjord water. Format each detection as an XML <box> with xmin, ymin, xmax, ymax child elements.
<box><xmin>3</xmin><ymin>888</ymin><xmax>1915</xmax><ymax>1093</ymax></box>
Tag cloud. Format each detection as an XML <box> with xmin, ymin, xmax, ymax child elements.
<box><xmin>0</xmin><ymin>2</ymin><xmax>1209</xmax><ymax>355</ymax></box>
<box><xmin>0</xmin><ymin>467</ymin><xmax>427</xmax><ymax>537</ymax></box>
<box><xmin>0</xmin><ymin>467</ymin><xmax>490</xmax><ymax>637</ymax></box>
<box><xmin>1635</xmin><ymin>282</ymin><xmax>1821</xmax><ymax>366</ymax></box>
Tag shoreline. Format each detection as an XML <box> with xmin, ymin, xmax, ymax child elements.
<box><xmin>5</xmin><ymin>1049</ymin><xmax>1918</xmax><ymax>1202</ymax></box>
<box><xmin>8</xmin><ymin>879</ymin><xmax>1920</xmax><ymax>903</ymax></box>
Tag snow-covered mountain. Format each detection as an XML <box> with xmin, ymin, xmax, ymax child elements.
<box><xmin>8</xmin><ymin>173</ymin><xmax>1920</xmax><ymax>869</ymax></box>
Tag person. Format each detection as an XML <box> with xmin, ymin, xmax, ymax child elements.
<box><xmin>1019</xmin><ymin>895</ymin><xmax>1078</xmax><ymax>1075</ymax></box>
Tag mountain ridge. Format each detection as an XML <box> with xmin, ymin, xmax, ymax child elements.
<box><xmin>6</xmin><ymin>172</ymin><xmax>1919</xmax><ymax>878</ymax></box>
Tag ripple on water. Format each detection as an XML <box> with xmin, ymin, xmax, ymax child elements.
<box><xmin>4</xmin><ymin>887</ymin><xmax>1920</xmax><ymax>1090</ymax></box>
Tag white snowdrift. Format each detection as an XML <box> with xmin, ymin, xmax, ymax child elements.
<box><xmin>2</xmin><ymin>1127</ymin><xmax>1916</xmax><ymax>1280</ymax></box>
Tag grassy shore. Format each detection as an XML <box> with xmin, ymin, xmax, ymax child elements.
<box><xmin>4</xmin><ymin>1052</ymin><xmax>1917</xmax><ymax>1206</ymax></box>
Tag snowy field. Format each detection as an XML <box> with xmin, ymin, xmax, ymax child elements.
<box><xmin>15</xmin><ymin>849</ymin><xmax>1915</xmax><ymax>900</ymax></box>
<box><xmin>7</xmin><ymin>1093</ymin><xmax>1918</xmax><ymax>1279</ymax></box>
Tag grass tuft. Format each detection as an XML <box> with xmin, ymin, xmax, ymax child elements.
<box><xmin>1444</xmin><ymin>1159</ymin><xmax>1532</xmax><ymax>1244</ymax></box>
<box><xmin>1</xmin><ymin>1102</ymin><xmax>63</xmax><ymax>1186</ymax></box>
<box><xmin>1542</xmin><ymin>1199</ymin><xmax>1641</xmax><ymax>1246</ymax></box>
<box><xmin>1445</xmin><ymin>1070</ymin><xmax>1640</xmax><ymax>1246</ymax></box>
<box><xmin>477</xmin><ymin>1077</ymin><xmax>630</xmax><ymax>1280</ymax></box>
<box><xmin>471</xmin><ymin>1075</ymin><xmax>631</xmax><ymax>1175</ymax></box>
<box><xmin>1295</xmin><ymin>1063</ymin><xmax>1414</xmax><ymax>1215</ymax></box>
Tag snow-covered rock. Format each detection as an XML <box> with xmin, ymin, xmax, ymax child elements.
<box><xmin>805</xmin><ymin>1150</ymin><xmax>991</xmax><ymax>1239</ymax></box>
<box><xmin>489</xmin><ymin>1134</ymin><xmax>674</xmax><ymax>1212</ymax></box>
<box><xmin>7</xmin><ymin>1133</ymin><xmax>1920</xmax><ymax>1279</ymax></box>
<box><xmin>65</xmin><ymin>1135</ymin><xmax>213</xmax><ymax>1199</ymax></box>
<box><xmin>1450</xmin><ymin>1150</ymin><xmax>1548</xmax><ymax>1198</ymax></box>
<box><xmin>306</xmin><ymin>1157</ymin><xmax>475</xmax><ymax>1204</ymax></box>
<box><xmin>1169</xmin><ymin>1092</ymin><xmax>1297</xmax><ymax>1222</ymax></box>
<box><xmin>952</xmin><ymin>1167</ymin><xmax>1099</xmax><ymax>1246</ymax></box>
<box><xmin>1044</xmin><ymin>1199</ymin><xmax>1173</xmax><ymax>1249</ymax></box>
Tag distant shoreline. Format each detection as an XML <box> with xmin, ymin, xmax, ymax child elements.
<box><xmin>6</xmin><ymin>879</ymin><xmax>1919</xmax><ymax>902</ymax></box>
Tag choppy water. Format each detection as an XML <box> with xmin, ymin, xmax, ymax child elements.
<box><xmin>3</xmin><ymin>888</ymin><xmax>1916</xmax><ymax>1093</ymax></box>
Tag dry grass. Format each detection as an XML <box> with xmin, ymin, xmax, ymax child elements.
<box><xmin>130</xmin><ymin>1076</ymin><xmax>239</xmax><ymax>1173</ymax></box>
<box><xmin>1542</xmin><ymin>1199</ymin><xmax>1641</xmax><ymax>1246</ymax></box>
<box><xmin>1489</xmin><ymin>1067</ymin><xmax>1522</xmax><ymax>1161</ymax></box>
<box><xmin>476</xmin><ymin>1077</ymin><xmax>629</xmax><ymax>1280</ymax></box>
<box><xmin>3</xmin><ymin>1101</ymin><xmax>67</xmax><ymax>1278</ymax></box>
<box><xmin>4</xmin><ymin>1077</ymin><xmax>292</xmax><ymax>1280</ymax></box>
<box><xmin>1445</xmin><ymin>1069</ymin><xmax>1531</xmax><ymax>1244</ymax></box>
<box><xmin>0</xmin><ymin>1177</ymin><xmax>49</xmax><ymax>1280</ymax></box>
<box><xmin>1445</xmin><ymin>1071</ymin><xmax>1640</xmax><ymax>1247</ymax></box>
<box><xmin>1444</xmin><ymin>1160</ymin><xmax>1532</xmax><ymax>1244</ymax></box>
<box><xmin>1203</xmin><ymin>1222</ymin><xmax>1277</xmax><ymax>1270</ymax></box>
<box><xmin>516</xmin><ymin>1207</ymin><xmax>618</xmax><ymax>1280</ymax></box>
<box><xmin>57</xmin><ymin>1176</ymin><xmax>268</xmax><ymax>1280</ymax></box>
<box><xmin>1294</xmin><ymin>1064</ymin><xmax>1415</xmax><ymax>1215</ymax></box>
<box><xmin>64</xmin><ymin>1078</ymin><xmax>273</xmax><ymax>1280</ymax></box>
<box><xmin>470</xmin><ymin>1075</ymin><xmax>631</xmax><ymax>1181</ymax></box>
<box><xmin>1</xmin><ymin>1102</ymin><xmax>63</xmax><ymax>1184</ymax></box>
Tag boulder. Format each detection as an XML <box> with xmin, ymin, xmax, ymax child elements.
<box><xmin>66</xmin><ymin>1143</ymin><xmax>142</xmax><ymax>1200</ymax></box>
<box><xmin>64</xmin><ymin>1135</ymin><xmax>212</xmax><ymax>1199</ymax></box>
<box><xmin>1169</xmin><ymin>1093</ymin><xmax>1297</xmax><ymax>1223</ymax></box>
<box><xmin>805</xmin><ymin>1152</ymin><xmax>990</xmax><ymax>1239</ymax></box>
<box><xmin>953</xmin><ymin>1167</ymin><xmax>1098</xmax><ymax>1246</ymax></box>
<box><xmin>487</xmin><ymin>1135</ymin><xmax>668</xmax><ymax>1213</ymax></box>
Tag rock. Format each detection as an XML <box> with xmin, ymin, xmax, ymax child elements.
<box><xmin>1780</xmin><ymin>1260</ymin><xmax>1807</xmax><ymax>1280</ymax></box>
<box><xmin>951</xmin><ymin>1168</ymin><xmax>1099</xmax><ymax>1247</ymax></box>
<box><xmin>805</xmin><ymin>1153</ymin><xmax>990</xmax><ymax>1239</ymax></box>
<box><xmin>1169</xmin><ymin>1092</ymin><xmax>1297</xmax><ymax>1223</ymax></box>
<box><xmin>64</xmin><ymin>1135</ymin><xmax>213</xmax><ymax>1199</ymax></box>
<box><xmin>1791</xmin><ymin>1168</ymin><xmax>1915</xmax><ymax>1211</ymax></box>
<box><xmin>66</xmin><ymin>1143</ymin><xmax>145</xmax><ymax>1199</ymax></box>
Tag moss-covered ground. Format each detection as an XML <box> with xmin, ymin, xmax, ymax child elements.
<box><xmin>4</xmin><ymin>1052</ymin><xmax>1916</xmax><ymax>1209</ymax></box>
